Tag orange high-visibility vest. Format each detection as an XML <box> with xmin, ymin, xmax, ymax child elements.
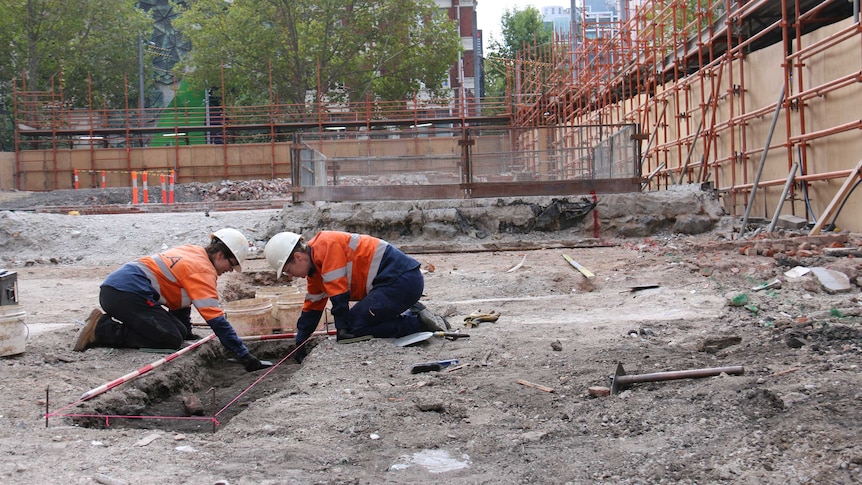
<box><xmin>131</xmin><ymin>245</ymin><xmax>224</xmax><ymax>321</ymax></box>
<box><xmin>303</xmin><ymin>231</ymin><xmax>387</xmax><ymax>312</ymax></box>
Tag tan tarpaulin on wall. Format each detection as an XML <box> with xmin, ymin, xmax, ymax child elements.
<box><xmin>0</xmin><ymin>152</ymin><xmax>13</xmax><ymax>191</ymax></box>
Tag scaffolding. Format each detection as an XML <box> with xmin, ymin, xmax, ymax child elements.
<box><xmin>510</xmin><ymin>0</ymin><xmax>862</xmax><ymax>231</ymax></box>
<box><xmin>11</xmin><ymin>0</ymin><xmax>862</xmax><ymax>229</ymax></box>
<box><xmin>10</xmin><ymin>64</ymin><xmax>643</xmax><ymax>202</ymax></box>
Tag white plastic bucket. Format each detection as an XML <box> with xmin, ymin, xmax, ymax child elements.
<box><xmin>224</xmin><ymin>298</ymin><xmax>274</xmax><ymax>337</ymax></box>
<box><xmin>273</xmin><ymin>299</ymin><xmax>303</xmax><ymax>334</ymax></box>
<box><xmin>255</xmin><ymin>287</ymin><xmax>304</xmax><ymax>334</ymax></box>
<box><xmin>0</xmin><ymin>305</ymin><xmax>27</xmax><ymax>356</ymax></box>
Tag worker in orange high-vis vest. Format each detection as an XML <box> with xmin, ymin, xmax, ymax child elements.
<box><xmin>73</xmin><ymin>228</ymin><xmax>269</xmax><ymax>372</ymax></box>
<box><xmin>264</xmin><ymin>231</ymin><xmax>450</xmax><ymax>360</ymax></box>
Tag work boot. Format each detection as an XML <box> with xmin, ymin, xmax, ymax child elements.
<box><xmin>184</xmin><ymin>324</ymin><xmax>202</xmax><ymax>341</ymax></box>
<box><xmin>416</xmin><ymin>307</ymin><xmax>451</xmax><ymax>332</ymax></box>
<box><xmin>73</xmin><ymin>308</ymin><xmax>103</xmax><ymax>351</ymax></box>
<box><xmin>409</xmin><ymin>301</ymin><xmax>427</xmax><ymax>313</ymax></box>
<box><xmin>336</xmin><ymin>329</ymin><xmax>372</xmax><ymax>344</ymax></box>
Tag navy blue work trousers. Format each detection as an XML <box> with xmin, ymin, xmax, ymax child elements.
<box><xmin>96</xmin><ymin>286</ymin><xmax>192</xmax><ymax>349</ymax></box>
<box><xmin>347</xmin><ymin>267</ymin><xmax>425</xmax><ymax>338</ymax></box>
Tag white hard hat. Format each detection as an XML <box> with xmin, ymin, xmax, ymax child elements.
<box><xmin>212</xmin><ymin>228</ymin><xmax>250</xmax><ymax>271</ymax></box>
<box><xmin>264</xmin><ymin>231</ymin><xmax>301</xmax><ymax>278</ymax></box>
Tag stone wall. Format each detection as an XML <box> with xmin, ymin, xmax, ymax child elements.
<box><xmin>267</xmin><ymin>184</ymin><xmax>725</xmax><ymax>242</ymax></box>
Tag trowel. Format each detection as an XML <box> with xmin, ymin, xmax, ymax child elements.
<box><xmin>226</xmin><ymin>357</ymin><xmax>274</xmax><ymax>368</ymax></box>
<box><xmin>394</xmin><ymin>331</ymin><xmax>470</xmax><ymax>347</ymax></box>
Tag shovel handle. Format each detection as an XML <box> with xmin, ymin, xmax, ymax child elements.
<box><xmin>436</xmin><ymin>331</ymin><xmax>470</xmax><ymax>339</ymax></box>
<box><xmin>617</xmin><ymin>366</ymin><xmax>745</xmax><ymax>385</ymax></box>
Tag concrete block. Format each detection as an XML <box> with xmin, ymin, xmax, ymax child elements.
<box><xmin>810</xmin><ymin>267</ymin><xmax>852</xmax><ymax>294</ymax></box>
<box><xmin>777</xmin><ymin>214</ymin><xmax>808</xmax><ymax>229</ymax></box>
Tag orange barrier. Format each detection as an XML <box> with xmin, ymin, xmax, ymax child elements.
<box><xmin>169</xmin><ymin>170</ymin><xmax>175</xmax><ymax>204</ymax></box>
<box><xmin>70</xmin><ymin>169</ymin><xmax>175</xmax><ymax>205</ymax></box>
<box><xmin>160</xmin><ymin>174</ymin><xmax>166</xmax><ymax>203</ymax></box>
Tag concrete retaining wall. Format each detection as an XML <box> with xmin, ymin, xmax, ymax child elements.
<box><xmin>267</xmin><ymin>184</ymin><xmax>725</xmax><ymax>242</ymax></box>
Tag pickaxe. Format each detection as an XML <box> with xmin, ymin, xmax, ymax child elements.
<box><xmin>611</xmin><ymin>362</ymin><xmax>744</xmax><ymax>395</ymax></box>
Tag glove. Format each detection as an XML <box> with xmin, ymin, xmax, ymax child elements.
<box><xmin>463</xmin><ymin>309</ymin><xmax>501</xmax><ymax>328</ymax></box>
<box><xmin>239</xmin><ymin>353</ymin><xmax>266</xmax><ymax>372</ymax></box>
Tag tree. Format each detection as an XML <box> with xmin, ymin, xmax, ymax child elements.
<box><xmin>483</xmin><ymin>6</ymin><xmax>553</xmax><ymax>100</ymax></box>
<box><xmin>0</xmin><ymin>0</ymin><xmax>150</xmax><ymax>150</ymax></box>
<box><xmin>0</xmin><ymin>0</ymin><xmax>151</xmax><ymax>107</ymax></box>
<box><xmin>496</xmin><ymin>6</ymin><xmax>553</xmax><ymax>59</ymax></box>
<box><xmin>172</xmin><ymin>0</ymin><xmax>462</xmax><ymax>105</ymax></box>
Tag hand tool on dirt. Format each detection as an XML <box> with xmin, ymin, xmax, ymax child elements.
<box><xmin>563</xmin><ymin>254</ymin><xmax>594</xmax><ymax>278</ymax></box>
<box><xmin>463</xmin><ymin>310</ymin><xmax>500</xmax><ymax>328</ymax></box>
<box><xmin>394</xmin><ymin>331</ymin><xmax>470</xmax><ymax>347</ymax></box>
<box><xmin>610</xmin><ymin>361</ymin><xmax>745</xmax><ymax>395</ymax></box>
<box><xmin>226</xmin><ymin>357</ymin><xmax>275</xmax><ymax>367</ymax></box>
<box><xmin>79</xmin><ymin>334</ymin><xmax>217</xmax><ymax>402</ymax></box>
<box><xmin>627</xmin><ymin>283</ymin><xmax>660</xmax><ymax>292</ymax></box>
<box><xmin>410</xmin><ymin>359</ymin><xmax>459</xmax><ymax>374</ymax></box>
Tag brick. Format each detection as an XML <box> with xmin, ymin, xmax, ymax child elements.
<box><xmin>588</xmin><ymin>386</ymin><xmax>611</xmax><ymax>397</ymax></box>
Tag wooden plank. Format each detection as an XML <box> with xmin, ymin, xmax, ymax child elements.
<box><xmin>809</xmin><ymin>158</ymin><xmax>862</xmax><ymax>235</ymax></box>
<box><xmin>563</xmin><ymin>254</ymin><xmax>595</xmax><ymax>278</ymax></box>
<box><xmin>517</xmin><ymin>379</ymin><xmax>555</xmax><ymax>393</ymax></box>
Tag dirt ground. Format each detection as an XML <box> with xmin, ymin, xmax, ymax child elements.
<box><xmin>1</xmin><ymin>188</ymin><xmax>861</xmax><ymax>485</ymax></box>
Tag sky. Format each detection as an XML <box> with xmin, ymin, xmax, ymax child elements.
<box><xmin>476</xmin><ymin>0</ymin><xmax>573</xmax><ymax>45</ymax></box>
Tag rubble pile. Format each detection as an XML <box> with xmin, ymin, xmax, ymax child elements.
<box><xmin>177</xmin><ymin>179</ymin><xmax>294</xmax><ymax>202</ymax></box>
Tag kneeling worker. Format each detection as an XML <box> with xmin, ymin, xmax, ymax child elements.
<box><xmin>73</xmin><ymin>228</ymin><xmax>269</xmax><ymax>372</ymax></box>
<box><xmin>264</xmin><ymin>231</ymin><xmax>450</xmax><ymax>352</ymax></box>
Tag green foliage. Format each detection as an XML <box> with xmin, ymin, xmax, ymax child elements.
<box><xmin>0</xmin><ymin>0</ymin><xmax>462</xmax><ymax>148</ymax></box>
<box><xmin>173</xmin><ymin>0</ymin><xmax>462</xmax><ymax>105</ymax></box>
<box><xmin>484</xmin><ymin>6</ymin><xmax>553</xmax><ymax>99</ymax></box>
<box><xmin>495</xmin><ymin>6</ymin><xmax>553</xmax><ymax>59</ymax></box>
<box><xmin>0</xmin><ymin>0</ymin><xmax>151</xmax><ymax>108</ymax></box>
<box><xmin>0</xmin><ymin>0</ymin><xmax>150</xmax><ymax>149</ymax></box>
<box><xmin>639</xmin><ymin>0</ymin><xmax>724</xmax><ymax>51</ymax></box>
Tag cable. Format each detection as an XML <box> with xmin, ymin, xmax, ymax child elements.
<box><xmin>798</xmin><ymin>146</ymin><xmax>816</xmax><ymax>223</ymax></box>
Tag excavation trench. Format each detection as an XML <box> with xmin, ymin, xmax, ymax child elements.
<box><xmin>69</xmin><ymin>338</ymin><xmax>312</xmax><ymax>433</ymax></box>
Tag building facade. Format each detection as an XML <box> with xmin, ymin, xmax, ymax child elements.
<box><xmin>541</xmin><ymin>1</ymin><xmax>622</xmax><ymax>43</ymax></box>
<box><xmin>436</xmin><ymin>0</ymin><xmax>482</xmax><ymax>101</ymax></box>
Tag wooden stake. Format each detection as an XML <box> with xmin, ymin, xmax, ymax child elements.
<box><xmin>809</xmin><ymin>158</ymin><xmax>862</xmax><ymax>235</ymax></box>
<box><xmin>768</xmin><ymin>367</ymin><xmax>800</xmax><ymax>377</ymax></box>
<box><xmin>517</xmin><ymin>379</ymin><xmax>555</xmax><ymax>393</ymax></box>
